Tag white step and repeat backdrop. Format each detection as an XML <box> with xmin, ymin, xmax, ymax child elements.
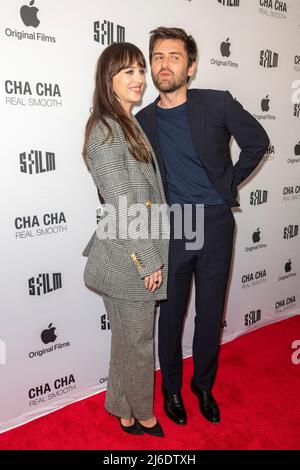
<box><xmin>1</xmin><ymin>0</ymin><xmax>300</xmax><ymax>433</ymax></box>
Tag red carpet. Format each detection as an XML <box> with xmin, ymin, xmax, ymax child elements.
<box><xmin>0</xmin><ymin>315</ymin><xmax>299</xmax><ymax>450</ymax></box>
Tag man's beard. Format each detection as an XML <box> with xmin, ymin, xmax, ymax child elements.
<box><xmin>152</xmin><ymin>69</ymin><xmax>187</xmax><ymax>93</ymax></box>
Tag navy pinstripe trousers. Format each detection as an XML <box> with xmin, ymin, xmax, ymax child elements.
<box><xmin>158</xmin><ymin>203</ymin><xmax>235</xmax><ymax>392</ymax></box>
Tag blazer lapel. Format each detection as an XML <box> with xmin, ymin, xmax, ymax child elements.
<box><xmin>137</xmin><ymin>157</ymin><xmax>162</xmax><ymax>200</ymax></box>
<box><xmin>187</xmin><ymin>91</ymin><xmax>205</xmax><ymax>161</ymax></box>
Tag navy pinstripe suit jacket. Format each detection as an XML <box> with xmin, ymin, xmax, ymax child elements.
<box><xmin>136</xmin><ymin>89</ymin><xmax>270</xmax><ymax>207</ymax></box>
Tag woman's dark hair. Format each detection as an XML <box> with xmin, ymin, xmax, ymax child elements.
<box><xmin>83</xmin><ymin>42</ymin><xmax>151</xmax><ymax>163</ymax></box>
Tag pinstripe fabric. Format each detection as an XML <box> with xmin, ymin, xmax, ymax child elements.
<box><xmin>83</xmin><ymin>116</ymin><xmax>169</xmax><ymax>301</ymax></box>
<box><xmin>102</xmin><ymin>295</ymin><xmax>156</xmax><ymax>420</ymax></box>
<box><xmin>158</xmin><ymin>205</ymin><xmax>235</xmax><ymax>392</ymax></box>
<box><xmin>136</xmin><ymin>89</ymin><xmax>270</xmax><ymax>207</ymax></box>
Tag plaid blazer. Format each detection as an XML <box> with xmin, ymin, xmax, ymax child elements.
<box><xmin>83</xmin><ymin>116</ymin><xmax>169</xmax><ymax>301</ymax></box>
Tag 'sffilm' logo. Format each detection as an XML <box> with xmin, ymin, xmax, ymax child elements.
<box><xmin>101</xmin><ymin>314</ymin><xmax>111</xmax><ymax>330</ymax></box>
<box><xmin>19</xmin><ymin>150</ymin><xmax>55</xmax><ymax>174</ymax></box>
<box><xmin>245</xmin><ymin>309</ymin><xmax>261</xmax><ymax>326</ymax></box>
<box><xmin>28</xmin><ymin>273</ymin><xmax>62</xmax><ymax>295</ymax></box>
<box><xmin>259</xmin><ymin>49</ymin><xmax>278</xmax><ymax>68</ymax></box>
<box><xmin>94</xmin><ymin>20</ymin><xmax>125</xmax><ymax>45</ymax></box>
<box><xmin>283</xmin><ymin>225</ymin><xmax>299</xmax><ymax>239</ymax></box>
<box><xmin>218</xmin><ymin>0</ymin><xmax>240</xmax><ymax>6</ymax></box>
<box><xmin>250</xmin><ymin>189</ymin><xmax>268</xmax><ymax>205</ymax></box>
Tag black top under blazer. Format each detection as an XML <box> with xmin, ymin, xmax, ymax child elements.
<box><xmin>136</xmin><ymin>89</ymin><xmax>270</xmax><ymax>207</ymax></box>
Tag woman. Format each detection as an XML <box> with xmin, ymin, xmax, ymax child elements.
<box><xmin>82</xmin><ymin>43</ymin><xmax>169</xmax><ymax>437</ymax></box>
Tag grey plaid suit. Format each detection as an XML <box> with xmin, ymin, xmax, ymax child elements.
<box><xmin>83</xmin><ymin>116</ymin><xmax>169</xmax><ymax>301</ymax></box>
<box><xmin>82</xmin><ymin>116</ymin><xmax>169</xmax><ymax>419</ymax></box>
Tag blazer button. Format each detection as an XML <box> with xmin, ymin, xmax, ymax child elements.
<box><xmin>145</xmin><ymin>200</ymin><xmax>152</xmax><ymax>209</ymax></box>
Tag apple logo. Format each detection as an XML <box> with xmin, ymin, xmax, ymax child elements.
<box><xmin>252</xmin><ymin>228</ymin><xmax>261</xmax><ymax>243</ymax></box>
<box><xmin>261</xmin><ymin>95</ymin><xmax>270</xmax><ymax>112</ymax></box>
<box><xmin>294</xmin><ymin>141</ymin><xmax>300</xmax><ymax>156</ymax></box>
<box><xmin>20</xmin><ymin>0</ymin><xmax>40</xmax><ymax>28</ymax></box>
<box><xmin>220</xmin><ymin>38</ymin><xmax>231</xmax><ymax>57</ymax></box>
<box><xmin>41</xmin><ymin>323</ymin><xmax>57</xmax><ymax>344</ymax></box>
<box><xmin>285</xmin><ymin>259</ymin><xmax>292</xmax><ymax>273</ymax></box>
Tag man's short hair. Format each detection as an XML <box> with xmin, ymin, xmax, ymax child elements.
<box><xmin>149</xmin><ymin>26</ymin><xmax>198</xmax><ymax>66</ymax></box>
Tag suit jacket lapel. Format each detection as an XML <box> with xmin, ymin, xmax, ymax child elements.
<box><xmin>187</xmin><ymin>91</ymin><xmax>205</xmax><ymax>161</ymax></box>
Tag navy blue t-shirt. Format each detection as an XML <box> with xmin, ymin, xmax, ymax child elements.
<box><xmin>156</xmin><ymin>102</ymin><xmax>224</xmax><ymax>206</ymax></box>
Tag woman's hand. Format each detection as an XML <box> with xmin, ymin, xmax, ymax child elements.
<box><xmin>144</xmin><ymin>268</ymin><xmax>163</xmax><ymax>292</ymax></box>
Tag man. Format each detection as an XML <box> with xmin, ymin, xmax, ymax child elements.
<box><xmin>136</xmin><ymin>27</ymin><xmax>269</xmax><ymax>426</ymax></box>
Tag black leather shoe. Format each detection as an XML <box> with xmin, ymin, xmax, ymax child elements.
<box><xmin>138</xmin><ymin>419</ymin><xmax>164</xmax><ymax>438</ymax></box>
<box><xmin>191</xmin><ymin>380</ymin><xmax>220</xmax><ymax>424</ymax></box>
<box><xmin>162</xmin><ymin>387</ymin><xmax>187</xmax><ymax>425</ymax></box>
<box><xmin>118</xmin><ymin>417</ymin><xmax>144</xmax><ymax>435</ymax></box>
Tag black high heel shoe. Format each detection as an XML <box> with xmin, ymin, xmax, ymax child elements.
<box><xmin>137</xmin><ymin>419</ymin><xmax>164</xmax><ymax>438</ymax></box>
<box><xmin>118</xmin><ymin>417</ymin><xmax>144</xmax><ymax>435</ymax></box>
